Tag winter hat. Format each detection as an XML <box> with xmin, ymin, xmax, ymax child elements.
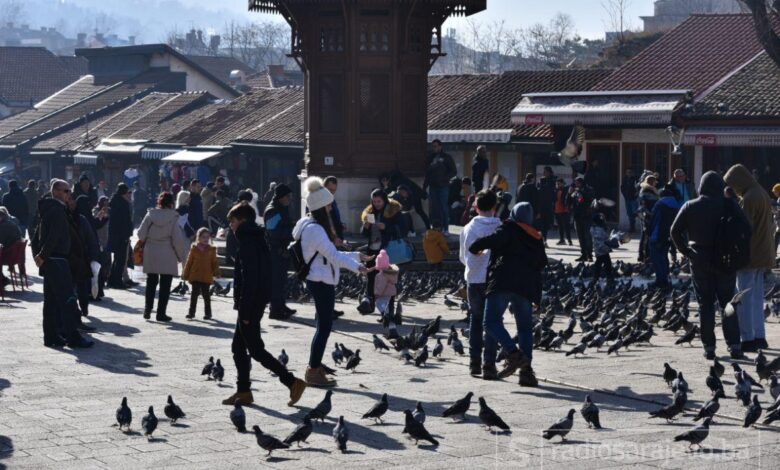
<box><xmin>510</xmin><ymin>202</ymin><xmax>534</xmax><ymax>225</ymax></box>
<box><xmin>274</xmin><ymin>183</ymin><xmax>293</xmax><ymax>200</ymax></box>
<box><xmin>305</xmin><ymin>177</ymin><xmax>334</xmax><ymax>212</ymax></box>
<box><xmin>376</xmin><ymin>249</ymin><xmax>391</xmax><ymax>270</ymax></box>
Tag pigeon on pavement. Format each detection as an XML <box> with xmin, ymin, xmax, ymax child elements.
<box><xmin>743</xmin><ymin>395</ymin><xmax>762</xmax><ymax>428</ymax></box>
<box><xmin>362</xmin><ymin>393</ymin><xmax>389</xmax><ymax>424</ymax></box>
<box><xmin>278</xmin><ymin>349</ymin><xmax>289</xmax><ymax>367</ymax></box>
<box><xmin>252</xmin><ymin>425</ymin><xmax>290</xmax><ymax>457</ymax></box>
<box><xmin>674</xmin><ymin>417</ymin><xmax>711</xmax><ymax>450</ymax></box>
<box><xmin>403</xmin><ymin>409</ymin><xmax>439</xmax><ymax>446</ymax></box>
<box><xmin>345</xmin><ymin>350</ymin><xmax>362</xmax><ymax>372</ymax></box>
<box><xmin>201</xmin><ymin>356</ymin><xmax>214</xmax><ymax>377</ymax></box>
<box><xmin>211</xmin><ymin>359</ymin><xmax>224</xmax><ymax>382</ymax></box>
<box><xmin>432</xmin><ymin>339</ymin><xmax>443</xmax><ymax>358</ymax></box>
<box><xmin>230</xmin><ymin>401</ymin><xmax>246</xmax><ymax>432</ymax></box>
<box><xmin>305</xmin><ymin>390</ymin><xmax>333</xmax><ymax>423</ymax></box>
<box><xmin>116</xmin><ymin>397</ymin><xmax>132</xmax><ymax>431</ymax></box>
<box><xmin>478</xmin><ymin>397</ymin><xmax>510</xmax><ymax>432</ymax></box>
<box><xmin>413</xmin><ymin>402</ymin><xmax>426</xmax><ymax>424</ymax></box>
<box><xmin>164</xmin><ymin>395</ymin><xmax>185</xmax><ymax>424</ymax></box>
<box><xmin>693</xmin><ymin>390</ymin><xmax>723</xmax><ymax>422</ymax></box>
<box><xmin>542</xmin><ymin>409</ymin><xmax>575</xmax><ymax>442</ymax></box>
<box><xmin>141</xmin><ymin>406</ymin><xmax>158</xmax><ymax>440</ymax></box>
<box><xmin>581</xmin><ymin>395</ymin><xmax>602</xmax><ymax>429</ymax></box>
<box><xmin>442</xmin><ymin>392</ymin><xmax>473</xmax><ymax>421</ymax></box>
<box><xmin>332</xmin><ymin>343</ymin><xmax>344</xmax><ymax>364</ymax></box>
<box><xmin>284</xmin><ymin>417</ymin><xmax>313</xmax><ymax>447</ymax></box>
<box><xmin>373</xmin><ymin>335</ymin><xmax>390</xmax><ymax>351</ymax></box>
<box><xmin>333</xmin><ymin>416</ymin><xmax>349</xmax><ymax>453</ymax></box>
<box><xmin>663</xmin><ymin>363</ymin><xmax>677</xmax><ymax>387</ymax></box>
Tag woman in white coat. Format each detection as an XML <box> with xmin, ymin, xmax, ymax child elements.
<box><xmin>292</xmin><ymin>177</ymin><xmax>371</xmax><ymax>387</ymax></box>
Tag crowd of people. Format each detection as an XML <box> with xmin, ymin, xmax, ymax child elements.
<box><xmin>0</xmin><ymin>139</ymin><xmax>778</xmax><ymax>405</ymax></box>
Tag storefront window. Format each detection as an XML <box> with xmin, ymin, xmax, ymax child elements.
<box><xmin>646</xmin><ymin>143</ymin><xmax>670</xmax><ymax>183</ymax></box>
<box><xmin>319</xmin><ymin>75</ymin><xmax>343</xmax><ymax>134</ymax></box>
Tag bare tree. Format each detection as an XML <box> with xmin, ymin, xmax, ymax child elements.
<box><xmin>523</xmin><ymin>13</ymin><xmax>578</xmax><ymax>66</ymax></box>
<box><xmin>602</xmin><ymin>0</ymin><xmax>633</xmax><ymax>43</ymax></box>
<box><xmin>0</xmin><ymin>0</ymin><xmax>25</xmax><ymax>24</ymax></box>
<box><xmin>741</xmin><ymin>0</ymin><xmax>780</xmax><ymax>67</ymax></box>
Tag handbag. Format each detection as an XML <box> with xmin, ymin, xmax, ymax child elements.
<box><xmin>133</xmin><ymin>240</ymin><xmax>145</xmax><ymax>265</ymax></box>
<box><xmin>385</xmin><ymin>239</ymin><xmax>414</xmax><ymax>265</ymax></box>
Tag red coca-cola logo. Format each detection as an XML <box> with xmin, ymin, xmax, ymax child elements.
<box><xmin>524</xmin><ymin>114</ymin><xmax>545</xmax><ymax>125</ymax></box>
<box><xmin>695</xmin><ymin>135</ymin><xmax>717</xmax><ymax>146</ymax></box>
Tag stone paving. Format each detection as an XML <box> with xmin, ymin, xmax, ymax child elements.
<box><xmin>1</xmin><ymin>240</ymin><xmax>780</xmax><ymax>469</ymax></box>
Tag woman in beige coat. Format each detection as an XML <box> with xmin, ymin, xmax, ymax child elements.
<box><xmin>137</xmin><ymin>192</ymin><xmax>188</xmax><ymax>321</ymax></box>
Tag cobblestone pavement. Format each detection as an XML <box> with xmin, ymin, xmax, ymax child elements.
<box><xmin>1</xmin><ymin>240</ymin><xmax>779</xmax><ymax>469</ymax></box>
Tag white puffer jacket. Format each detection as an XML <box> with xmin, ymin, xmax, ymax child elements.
<box><xmin>292</xmin><ymin>216</ymin><xmax>361</xmax><ymax>285</ymax></box>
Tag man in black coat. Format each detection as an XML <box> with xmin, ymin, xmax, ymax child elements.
<box><xmin>222</xmin><ymin>203</ymin><xmax>307</xmax><ymax>407</ymax></box>
<box><xmin>569</xmin><ymin>177</ymin><xmax>595</xmax><ymax>262</ymax></box>
<box><xmin>1</xmin><ymin>179</ymin><xmax>28</xmax><ymax>232</ymax></box>
<box><xmin>108</xmin><ymin>183</ymin><xmax>134</xmax><ymax>289</ymax></box>
<box><xmin>471</xmin><ymin>145</ymin><xmax>489</xmax><ymax>192</ymax></box>
<box><xmin>516</xmin><ymin>174</ymin><xmax>540</xmax><ymax>218</ymax></box>
<box><xmin>72</xmin><ymin>174</ymin><xmax>98</xmax><ymax>208</ymax></box>
<box><xmin>33</xmin><ymin>180</ymin><xmax>93</xmax><ymax>349</ymax></box>
<box><xmin>423</xmin><ymin>139</ymin><xmax>457</xmax><ymax>232</ymax></box>
<box><xmin>469</xmin><ymin>202</ymin><xmax>547</xmax><ymax>386</ymax></box>
<box><xmin>263</xmin><ymin>183</ymin><xmax>296</xmax><ymax>319</ymax></box>
<box><xmin>537</xmin><ymin>167</ymin><xmax>557</xmax><ymax>243</ymax></box>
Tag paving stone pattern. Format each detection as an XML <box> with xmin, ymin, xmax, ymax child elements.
<box><xmin>1</xmin><ymin>240</ymin><xmax>779</xmax><ymax>469</ymax></box>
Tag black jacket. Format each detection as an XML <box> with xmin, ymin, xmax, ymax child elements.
<box><xmin>516</xmin><ymin>183</ymin><xmax>539</xmax><ymax>214</ymax></box>
<box><xmin>35</xmin><ymin>198</ymin><xmax>70</xmax><ymax>260</ymax></box>
<box><xmin>2</xmin><ymin>187</ymin><xmax>29</xmax><ymax>226</ymax></box>
<box><xmin>233</xmin><ymin>222</ymin><xmax>272</xmax><ymax>321</ymax></box>
<box><xmin>188</xmin><ymin>192</ymin><xmax>204</xmax><ymax>230</ymax></box>
<box><xmin>66</xmin><ymin>210</ymin><xmax>92</xmax><ymax>282</ymax></box>
<box><xmin>108</xmin><ymin>194</ymin><xmax>133</xmax><ymax>251</ymax></box>
<box><xmin>263</xmin><ymin>201</ymin><xmax>294</xmax><ymax>251</ymax></box>
<box><xmin>471</xmin><ymin>155</ymin><xmax>489</xmax><ymax>192</ymax></box>
<box><xmin>423</xmin><ymin>151</ymin><xmax>457</xmax><ymax>190</ymax></box>
<box><xmin>73</xmin><ymin>183</ymin><xmax>98</xmax><ymax>209</ymax></box>
<box><xmin>469</xmin><ymin>220</ymin><xmax>548</xmax><ymax>303</ymax></box>
<box><xmin>569</xmin><ymin>184</ymin><xmax>595</xmax><ymax>220</ymax></box>
<box><xmin>538</xmin><ymin>176</ymin><xmax>556</xmax><ymax>216</ymax></box>
<box><xmin>621</xmin><ymin>175</ymin><xmax>638</xmax><ymax>201</ymax></box>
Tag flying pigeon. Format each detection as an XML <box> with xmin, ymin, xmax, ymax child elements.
<box><xmin>724</xmin><ymin>289</ymin><xmax>751</xmax><ymax>318</ymax></box>
<box><xmin>556</xmin><ymin>125</ymin><xmax>585</xmax><ymax>165</ymax></box>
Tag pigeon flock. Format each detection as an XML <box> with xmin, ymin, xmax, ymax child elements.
<box><xmin>106</xmin><ymin>253</ymin><xmax>780</xmax><ymax>460</ymax></box>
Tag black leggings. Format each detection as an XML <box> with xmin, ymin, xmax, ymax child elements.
<box><xmin>189</xmin><ymin>281</ymin><xmax>211</xmax><ymax>316</ymax></box>
<box><xmin>232</xmin><ymin>315</ymin><xmax>294</xmax><ymax>392</ymax></box>
<box><xmin>555</xmin><ymin>213</ymin><xmax>572</xmax><ymax>242</ymax></box>
<box><xmin>145</xmin><ymin>273</ymin><xmax>172</xmax><ymax>315</ymax></box>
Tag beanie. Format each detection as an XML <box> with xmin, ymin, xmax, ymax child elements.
<box><xmin>376</xmin><ymin>249</ymin><xmax>390</xmax><ymax>270</ymax></box>
<box><xmin>305</xmin><ymin>177</ymin><xmax>334</xmax><ymax>212</ymax></box>
<box><xmin>274</xmin><ymin>183</ymin><xmax>293</xmax><ymax>200</ymax></box>
<box><xmin>510</xmin><ymin>202</ymin><xmax>534</xmax><ymax>225</ymax></box>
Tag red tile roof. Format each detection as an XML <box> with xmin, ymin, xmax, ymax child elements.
<box><xmin>0</xmin><ymin>47</ymin><xmax>87</xmax><ymax>105</ymax></box>
<box><xmin>594</xmin><ymin>14</ymin><xmax>764</xmax><ymax>96</ymax></box>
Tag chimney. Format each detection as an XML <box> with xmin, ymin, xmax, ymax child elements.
<box><xmin>77</xmin><ymin>33</ymin><xmax>86</xmax><ymax>47</ymax></box>
<box><xmin>268</xmin><ymin>64</ymin><xmax>285</xmax><ymax>78</ymax></box>
<box><xmin>210</xmin><ymin>35</ymin><xmax>221</xmax><ymax>51</ymax></box>
<box><xmin>129</xmin><ymin>35</ymin><xmax>136</xmax><ymax>45</ymax></box>
<box><xmin>197</xmin><ymin>29</ymin><xmax>203</xmax><ymax>43</ymax></box>
<box><xmin>95</xmin><ymin>32</ymin><xmax>104</xmax><ymax>42</ymax></box>
<box><xmin>229</xmin><ymin>69</ymin><xmax>246</xmax><ymax>86</ymax></box>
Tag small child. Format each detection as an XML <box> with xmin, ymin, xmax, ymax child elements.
<box><xmin>423</xmin><ymin>222</ymin><xmax>450</xmax><ymax>271</ymax></box>
<box><xmin>590</xmin><ymin>213</ymin><xmax>613</xmax><ymax>280</ymax></box>
<box><xmin>182</xmin><ymin>227</ymin><xmax>220</xmax><ymax>320</ymax></box>
<box><xmin>373</xmin><ymin>250</ymin><xmax>400</xmax><ymax>337</ymax></box>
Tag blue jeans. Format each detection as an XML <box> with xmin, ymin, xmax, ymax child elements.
<box><xmin>625</xmin><ymin>198</ymin><xmax>638</xmax><ymax>231</ymax></box>
<box><xmin>483</xmin><ymin>291</ymin><xmax>534</xmax><ymax>361</ymax></box>
<box><xmin>428</xmin><ymin>186</ymin><xmax>449</xmax><ymax>229</ymax></box>
<box><xmin>649</xmin><ymin>242</ymin><xmax>670</xmax><ymax>287</ymax></box>
<box><xmin>467</xmin><ymin>283</ymin><xmax>497</xmax><ymax>364</ymax></box>
<box><xmin>736</xmin><ymin>269</ymin><xmax>766</xmax><ymax>341</ymax></box>
<box><xmin>307</xmin><ymin>280</ymin><xmax>335</xmax><ymax>368</ymax></box>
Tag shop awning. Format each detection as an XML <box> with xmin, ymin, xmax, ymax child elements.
<box><xmin>141</xmin><ymin>148</ymin><xmax>180</xmax><ymax>160</ymax></box>
<box><xmin>161</xmin><ymin>149</ymin><xmax>222</xmax><ymax>163</ymax></box>
<box><xmin>683</xmin><ymin>127</ymin><xmax>780</xmax><ymax>147</ymax></box>
<box><xmin>511</xmin><ymin>90</ymin><xmax>690</xmax><ymax>126</ymax></box>
<box><xmin>427</xmin><ymin>129</ymin><xmax>513</xmax><ymax>143</ymax></box>
<box><xmin>73</xmin><ymin>153</ymin><xmax>98</xmax><ymax>165</ymax></box>
<box><xmin>94</xmin><ymin>138</ymin><xmax>148</xmax><ymax>154</ymax></box>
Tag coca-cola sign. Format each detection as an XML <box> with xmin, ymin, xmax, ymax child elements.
<box><xmin>524</xmin><ymin>114</ymin><xmax>545</xmax><ymax>125</ymax></box>
<box><xmin>694</xmin><ymin>135</ymin><xmax>717</xmax><ymax>146</ymax></box>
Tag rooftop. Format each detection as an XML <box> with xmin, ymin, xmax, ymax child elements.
<box><xmin>185</xmin><ymin>55</ymin><xmax>256</xmax><ymax>87</ymax></box>
<box><xmin>0</xmin><ymin>47</ymin><xmax>87</xmax><ymax>105</ymax></box>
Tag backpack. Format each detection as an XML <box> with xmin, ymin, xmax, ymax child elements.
<box><xmin>714</xmin><ymin>200</ymin><xmax>752</xmax><ymax>273</ymax></box>
<box><xmin>288</xmin><ymin>222</ymin><xmax>319</xmax><ymax>281</ymax></box>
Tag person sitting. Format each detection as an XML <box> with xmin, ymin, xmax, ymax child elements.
<box><xmin>0</xmin><ymin>206</ymin><xmax>22</xmax><ymax>288</ymax></box>
<box><xmin>423</xmin><ymin>221</ymin><xmax>450</xmax><ymax>271</ymax></box>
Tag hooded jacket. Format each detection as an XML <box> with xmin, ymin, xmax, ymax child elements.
<box><xmin>423</xmin><ymin>229</ymin><xmax>449</xmax><ymax>264</ymax></box>
<box><xmin>233</xmin><ymin>221</ymin><xmax>273</xmax><ymax>320</ymax></box>
<box><xmin>361</xmin><ymin>199</ymin><xmax>404</xmax><ymax>249</ymax></box>
<box><xmin>137</xmin><ymin>208</ymin><xmax>188</xmax><ymax>276</ymax></box>
<box><xmin>724</xmin><ymin>164</ymin><xmax>775</xmax><ymax>270</ymax></box>
<box><xmin>671</xmin><ymin>171</ymin><xmax>748</xmax><ymax>264</ymax></box>
<box><xmin>469</xmin><ymin>219</ymin><xmax>548</xmax><ymax>302</ymax></box>
<box><xmin>182</xmin><ymin>244</ymin><xmax>219</xmax><ymax>285</ymax></box>
<box><xmin>2</xmin><ymin>186</ymin><xmax>28</xmax><ymax>226</ymax></box>
<box><xmin>459</xmin><ymin>215</ymin><xmax>502</xmax><ymax>284</ymax></box>
<box><xmin>292</xmin><ymin>216</ymin><xmax>361</xmax><ymax>286</ymax></box>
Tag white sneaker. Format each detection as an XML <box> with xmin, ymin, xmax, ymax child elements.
<box><xmin>408</xmin><ymin>231</ymin><xmax>417</xmax><ymax>238</ymax></box>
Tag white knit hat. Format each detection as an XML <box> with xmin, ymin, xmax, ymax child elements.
<box><xmin>305</xmin><ymin>177</ymin><xmax>334</xmax><ymax>212</ymax></box>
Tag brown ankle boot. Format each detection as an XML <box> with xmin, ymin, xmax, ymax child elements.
<box><xmin>222</xmin><ymin>391</ymin><xmax>254</xmax><ymax>406</ymax></box>
<box><xmin>498</xmin><ymin>350</ymin><xmax>530</xmax><ymax>379</ymax></box>
<box><xmin>287</xmin><ymin>378</ymin><xmax>307</xmax><ymax>407</ymax></box>
<box><xmin>305</xmin><ymin>367</ymin><xmax>337</xmax><ymax>388</ymax></box>
<box><xmin>518</xmin><ymin>366</ymin><xmax>538</xmax><ymax>387</ymax></box>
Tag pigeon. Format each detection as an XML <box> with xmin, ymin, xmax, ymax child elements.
<box><xmin>230</xmin><ymin>401</ymin><xmax>246</xmax><ymax>432</ymax></box>
<box><xmin>252</xmin><ymin>425</ymin><xmax>290</xmax><ymax>457</ymax></box>
<box><xmin>674</xmin><ymin>326</ymin><xmax>697</xmax><ymax>346</ymax></box>
<box><xmin>606</xmin><ymin>337</ymin><xmax>624</xmax><ymax>355</ymax></box>
<box><xmin>663</xmin><ymin>363</ymin><xmax>677</xmax><ymax>387</ymax></box>
<box><xmin>649</xmin><ymin>393</ymin><xmax>685</xmax><ymax>422</ymax></box>
<box><xmin>332</xmin><ymin>343</ymin><xmax>344</xmax><ymax>364</ymax></box>
<box><xmin>451</xmin><ymin>336</ymin><xmax>465</xmax><ymax>355</ymax></box>
<box><xmin>693</xmin><ymin>390</ymin><xmax>723</xmax><ymax>422</ymax></box>
<box><xmin>278</xmin><ymin>349</ymin><xmax>289</xmax><ymax>367</ymax></box>
<box><xmin>414</xmin><ymin>345</ymin><xmax>429</xmax><ymax>367</ymax></box>
<box><xmin>141</xmin><ymin>406</ymin><xmax>158</xmax><ymax>440</ymax></box>
<box><xmin>763</xmin><ymin>407</ymin><xmax>780</xmax><ymax>425</ymax></box>
<box><xmin>413</xmin><ymin>401</ymin><xmax>426</xmax><ymax>424</ymax></box>
<box><xmin>340</xmin><ymin>343</ymin><xmax>355</xmax><ymax>360</ymax></box>
<box><xmin>674</xmin><ymin>417</ymin><xmax>711</xmax><ymax>450</ymax></box>
<box><xmin>362</xmin><ymin>393</ymin><xmax>389</xmax><ymax>424</ymax></box>
<box><xmin>305</xmin><ymin>390</ymin><xmax>333</xmax><ymax>423</ymax></box>
<box><xmin>402</xmin><ymin>409</ymin><xmax>439</xmax><ymax>446</ymax></box>
<box><xmin>164</xmin><ymin>395</ymin><xmax>185</xmax><ymax>423</ymax></box>
<box><xmin>345</xmin><ymin>349</ymin><xmax>362</xmax><ymax>372</ymax></box>
<box><xmin>333</xmin><ymin>416</ymin><xmax>349</xmax><ymax>453</ymax></box>
<box><xmin>284</xmin><ymin>417</ymin><xmax>313</xmax><ymax>447</ymax></box>
<box><xmin>770</xmin><ymin>375</ymin><xmax>780</xmax><ymax>400</ymax></box>
<box><xmin>444</xmin><ymin>296</ymin><xmax>459</xmax><ymax>309</ymax></box>
<box><xmin>478</xmin><ymin>397</ymin><xmax>510</xmax><ymax>432</ymax></box>
<box><xmin>735</xmin><ymin>371</ymin><xmax>752</xmax><ymax>406</ymax></box>
<box><xmin>116</xmin><ymin>397</ymin><xmax>132</xmax><ymax>431</ymax></box>
<box><xmin>581</xmin><ymin>395</ymin><xmax>602</xmax><ymax>429</ymax></box>
<box><xmin>732</xmin><ymin>363</ymin><xmax>763</xmax><ymax>390</ymax></box>
<box><xmin>372</xmin><ymin>334</ymin><xmax>390</xmax><ymax>351</ymax></box>
<box><xmin>724</xmin><ymin>288</ymin><xmax>751</xmax><ymax>318</ymax></box>
<box><xmin>542</xmin><ymin>409</ymin><xmax>576</xmax><ymax>442</ymax></box>
<box><xmin>556</xmin><ymin>125</ymin><xmax>585</xmax><ymax>165</ymax></box>
<box><xmin>671</xmin><ymin>372</ymin><xmax>688</xmax><ymax>394</ymax></box>
<box><xmin>432</xmin><ymin>338</ymin><xmax>443</xmax><ymax>358</ymax></box>
<box><xmin>712</xmin><ymin>358</ymin><xmax>725</xmax><ymax>378</ymax></box>
<box><xmin>201</xmin><ymin>356</ymin><xmax>214</xmax><ymax>377</ymax></box>
<box><xmin>565</xmin><ymin>342</ymin><xmax>587</xmax><ymax>357</ymax></box>
<box><xmin>442</xmin><ymin>392</ymin><xmax>473</xmax><ymax>421</ymax></box>
<box><xmin>705</xmin><ymin>366</ymin><xmax>724</xmax><ymax>394</ymax></box>
<box><xmin>743</xmin><ymin>395</ymin><xmax>762</xmax><ymax>428</ymax></box>
<box><xmin>423</xmin><ymin>315</ymin><xmax>442</xmax><ymax>337</ymax></box>
<box><xmin>211</xmin><ymin>359</ymin><xmax>224</xmax><ymax>382</ymax></box>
